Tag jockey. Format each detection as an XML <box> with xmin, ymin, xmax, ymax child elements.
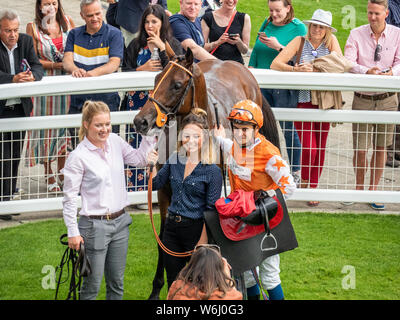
<box><xmin>214</xmin><ymin>99</ymin><xmax>296</xmax><ymax>300</ymax></box>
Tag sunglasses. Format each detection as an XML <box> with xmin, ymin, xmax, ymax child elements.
<box><xmin>374</xmin><ymin>44</ymin><xmax>382</xmax><ymax>62</ymax></box>
<box><xmin>311</xmin><ymin>50</ymin><xmax>318</xmax><ymax>58</ymax></box>
<box><xmin>194</xmin><ymin>243</ymin><xmax>221</xmax><ymax>254</ymax></box>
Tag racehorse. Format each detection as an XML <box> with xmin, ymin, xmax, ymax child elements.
<box><xmin>133</xmin><ymin>48</ymin><xmax>280</xmax><ymax>300</ymax></box>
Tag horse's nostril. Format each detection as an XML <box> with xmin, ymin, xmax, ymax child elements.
<box><xmin>134</xmin><ymin>117</ymin><xmax>148</xmax><ymax>134</ymax></box>
<box><xmin>140</xmin><ymin>119</ymin><xmax>148</xmax><ymax>130</ymax></box>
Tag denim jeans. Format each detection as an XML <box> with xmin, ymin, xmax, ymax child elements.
<box><xmin>261</xmin><ymin>88</ymin><xmax>301</xmax><ymax>172</ymax></box>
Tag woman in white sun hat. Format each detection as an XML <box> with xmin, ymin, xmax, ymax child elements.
<box><xmin>271</xmin><ymin>9</ymin><xmax>342</xmax><ymax>206</ymax></box>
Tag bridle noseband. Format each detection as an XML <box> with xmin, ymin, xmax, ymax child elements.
<box><xmin>148</xmin><ymin>60</ymin><xmax>194</xmax><ymax>128</ymax></box>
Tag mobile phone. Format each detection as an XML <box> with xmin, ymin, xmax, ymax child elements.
<box><xmin>228</xmin><ymin>33</ymin><xmax>239</xmax><ymax>39</ymax></box>
<box><xmin>21</xmin><ymin>58</ymin><xmax>31</xmax><ymax>72</ymax></box>
<box><xmin>257</xmin><ymin>32</ymin><xmax>267</xmax><ymax>37</ymax></box>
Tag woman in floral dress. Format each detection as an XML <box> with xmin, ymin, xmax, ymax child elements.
<box><xmin>25</xmin><ymin>0</ymin><xmax>75</xmax><ymax>193</ymax></box>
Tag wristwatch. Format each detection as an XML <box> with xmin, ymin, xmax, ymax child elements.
<box><xmin>278</xmin><ymin>47</ymin><xmax>284</xmax><ymax>52</ymax></box>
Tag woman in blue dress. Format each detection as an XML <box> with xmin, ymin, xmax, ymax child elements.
<box><xmin>121</xmin><ymin>4</ymin><xmax>183</xmax><ymax>195</ymax></box>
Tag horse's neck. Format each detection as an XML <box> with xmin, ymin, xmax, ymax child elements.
<box><xmin>192</xmin><ymin>64</ymin><xmax>208</xmax><ymax>110</ymax></box>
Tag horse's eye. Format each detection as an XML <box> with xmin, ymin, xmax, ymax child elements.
<box><xmin>174</xmin><ymin>82</ymin><xmax>182</xmax><ymax>90</ymax></box>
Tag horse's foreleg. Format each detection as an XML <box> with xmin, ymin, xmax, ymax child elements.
<box><xmin>148</xmin><ymin>218</ymin><xmax>166</xmax><ymax>300</ymax></box>
<box><xmin>148</xmin><ymin>186</ymin><xmax>171</xmax><ymax>300</ymax></box>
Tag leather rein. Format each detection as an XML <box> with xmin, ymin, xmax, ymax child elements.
<box><xmin>147</xmin><ymin>60</ymin><xmax>195</xmax><ymax>258</ymax></box>
<box><xmin>55</xmin><ymin>234</ymin><xmax>92</xmax><ymax>300</ymax></box>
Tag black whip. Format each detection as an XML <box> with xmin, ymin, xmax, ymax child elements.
<box><xmin>214</xmin><ymin>103</ymin><xmax>227</xmax><ymax>198</ymax></box>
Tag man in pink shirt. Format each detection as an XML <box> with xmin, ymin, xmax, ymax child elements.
<box><xmin>344</xmin><ymin>0</ymin><xmax>400</xmax><ymax>211</ymax></box>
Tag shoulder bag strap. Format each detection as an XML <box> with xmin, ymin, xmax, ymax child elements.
<box><xmin>295</xmin><ymin>36</ymin><xmax>305</xmax><ymax>65</ymax></box>
<box><xmin>210</xmin><ymin>10</ymin><xmax>237</xmax><ymax>55</ymax></box>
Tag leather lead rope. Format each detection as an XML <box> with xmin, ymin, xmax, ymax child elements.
<box><xmin>148</xmin><ymin>166</ymin><xmax>194</xmax><ymax>258</ymax></box>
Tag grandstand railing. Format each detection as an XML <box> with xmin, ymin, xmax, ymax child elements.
<box><xmin>1</xmin><ymin>70</ymin><xmax>399</xmax><ymax>215</ymax></box>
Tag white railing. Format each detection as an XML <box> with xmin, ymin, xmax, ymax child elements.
<box><xmin>1</xmin><ymin>70</ymin><xmax>400</xmax><ymax>215</ymax></box>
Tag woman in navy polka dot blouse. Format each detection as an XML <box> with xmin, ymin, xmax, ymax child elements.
<box><xmin>148</xmin><ymin>108</ymin><xmax>223</xmax><ymax>289</ymax></box>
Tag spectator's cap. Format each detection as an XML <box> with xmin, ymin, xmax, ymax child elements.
<box><xmin>303</xmin><ymin>9</ymin><xmax>337</xmax><ymax>32</ymax></box>
<box><xmin>228</xmin><ymin>100</ymin><xmax>263</xmax><ymax>128</ymax></box>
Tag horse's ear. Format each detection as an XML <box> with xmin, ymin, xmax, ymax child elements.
<box><xmin>185</xmin><ymin>47</ymin><xmax>194</xmax><ymax>67</ymax></box>
<box><xmin>165</xmin><ymin>41</ymin><xmax>176</xmax><ymax>59</ymax></box>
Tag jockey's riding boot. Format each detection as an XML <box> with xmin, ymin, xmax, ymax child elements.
<box><xmin>267</xmin><ymin>283</ymin><xmax>284</xmax><ymax>300</ymax></box>
<box><xmin>247</xmin><ymin>284</ymin><xmax>260</xmax><ymax>300</ymax></box>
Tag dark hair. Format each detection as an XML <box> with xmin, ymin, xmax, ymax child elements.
<box><xmin>169</xmin><ymin>246</ymin><xmax>236</xmax><ymax>300</ymax></box>
<box><xmin>267</xmin><ymin>0</ymin><xmax>295</xmax><ymax>25</ymax></box>
<box><xmin>132</xmin><ymin>4</ymin><xmax>173</xmax><ymax>54</ymax></box>
<box><xmin>35</xmin><ymin>0</ymin><xmax>69</xmax><ymax>35</ymax></box>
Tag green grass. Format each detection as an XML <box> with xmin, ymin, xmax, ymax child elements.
<box><xmin>0</xmin><ymin>212</ymin><xmax>399</xmax><ymax>300</ymax></box>
<box><xmin>167</xmin><ymin>0</ymin><xmax>369</xmax><ymax>50</ymax></box>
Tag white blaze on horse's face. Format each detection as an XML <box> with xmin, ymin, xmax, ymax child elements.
<box><xmin>181</xmin><ymin>124</ymin><xmax>204</xmax><ymax>157</ymax></box>
<box><xmin>180</xmin><ymin>0</ymin><xmax>202</xmax><ymax>21</ymax></box>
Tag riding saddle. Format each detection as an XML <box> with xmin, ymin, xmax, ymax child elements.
<box><xmin>204</xmin><ymin>188</ymin><xmax>298</xmax><ymax>276</ymax></box>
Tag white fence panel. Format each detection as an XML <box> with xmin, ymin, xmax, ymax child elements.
<box><xmin>1</xmin><ymin>70</ymin><xmax>399</xmax><ymax>215</ymax></box>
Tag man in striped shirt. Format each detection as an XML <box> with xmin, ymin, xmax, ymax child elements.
<box><xmin>63</xmin><ymin>0</ymin><xmax>123</xmax><ymax>116</ymax></box>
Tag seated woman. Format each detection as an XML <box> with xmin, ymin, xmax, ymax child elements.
<box><xmin>270</xmin><ymin>9</ymin><xmax>342</xmax><ymax>207</ymax></box>
<box><xmin>121</xmin><ymin>4</ymin><xmax>183</xmax><ymax>198</ymax></box>
<box><xmin>167</xmin><ymin>244</ymin><xmax>242</xmax><ymax>300</ymax></box>
<box><xmin>147</xmin><ymin>109</ymin><xmax>223</xmax><ymax>289</ymax></box>
<box><xmin>201</xmin><ymin>0</ymin><xmax>250</xmax><ymax>64</ymax></box>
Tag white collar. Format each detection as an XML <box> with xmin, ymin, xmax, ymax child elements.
<box><xmin>1</xmin><ymin>40</ymin><xmax>18</xmax><ymax>54</ymax></box>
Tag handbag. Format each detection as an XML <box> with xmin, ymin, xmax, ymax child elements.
<box><xmin>271</xmin><ymin>36</ymin><xmax>305</xmax><ymax>108</ymax></box>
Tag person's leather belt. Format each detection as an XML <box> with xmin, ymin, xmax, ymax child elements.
<box><xmin>89</xmin><ymin>209</ymin><xmax>125</xmax><ymax>220</ymax></box>
<box><xmin>355</xmin><ymin>92</ymin><xmax>396</xmax><ymax>101</ymax></box>
<box><xmin>167</xmin><ymin>214</ymin><xmax>193</xmax><ymax>223</ymax></box>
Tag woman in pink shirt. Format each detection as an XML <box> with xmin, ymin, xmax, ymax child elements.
<box><xmin>62</xmin><ymin>100</ymin><xmax>156</xmax><ymax>300</ymax></box>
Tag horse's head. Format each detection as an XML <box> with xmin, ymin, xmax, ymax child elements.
<box><xmin>133</xmin><ymin>48</ymin><xmax>198</xmax><ymax>136</ymax></box>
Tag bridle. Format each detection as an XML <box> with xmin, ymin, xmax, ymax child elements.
<box><xmin>148</xmin><ymin>60</ymin><xmax>194</xmax><ymax>128</ymax></box>
<box><xmin>55</xmin><ymin>234</ymin><xmax>92</xmax><ymax>300</ymax></box>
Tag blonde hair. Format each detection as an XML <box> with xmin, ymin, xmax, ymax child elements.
<box><xmin>306</xmin><ymin>24</ymin><xmax>334</xmax><ymax>49</ymax></box>
<box><xmin>78</xmin><ymin>100</ymin><xmax>110</xmax><ymax>142</ymax></box>
<box><xmin>178</xmin><ymin>108</ymin><xmax>216</xmax><ymax>164</ymax></box>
